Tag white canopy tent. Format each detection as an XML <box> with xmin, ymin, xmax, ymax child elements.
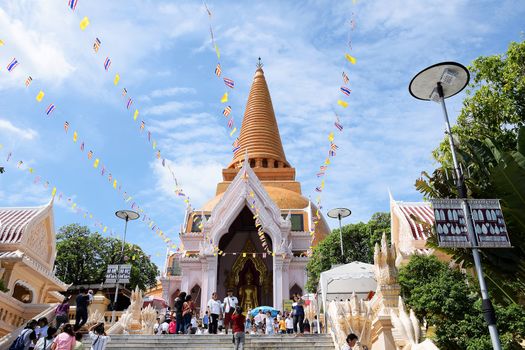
<box><xmin>319</xmin><ymin>261</ymin><xmax>376</xmax><ymax>315</ymax></box>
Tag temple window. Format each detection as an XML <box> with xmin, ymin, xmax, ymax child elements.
<box><xmin>12</xmin><ymin>282</ymin><xmax>33</xmax><ymax>304</ymax></box>
<box><xmin>250</xmin><ymin>159</ymin><xmax>256</xmax><ymax>168</ymax></box>
<box><xmin>191</xmin><ymin>215</ymin><xmax>211</xmax><ymax>232</ymax></box>
<box><xmin>273</xmin><ymin>161</ymin><xmax>278</xmax><ymax>168</ymax></box>
<box><xmin>289</xmin><ymin>284</ymin><xmax>303</xmax><ymax>299</ymax></box>
<box><xmin>262</xmin><ymin>159</ymin><xmax>268</xmax><ymax>168</ymax></box>
<box><xmin>281</xmin><ymin>214</ymin><xmax>304</xmax><ymax>231</ymax></box>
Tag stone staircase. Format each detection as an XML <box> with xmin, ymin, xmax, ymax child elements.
<box><xmin>82</xmin><ymin>334</ymin><xmax>336</xmax><ymax>350</ymax></box>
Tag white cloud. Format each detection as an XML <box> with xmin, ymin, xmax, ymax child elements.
<box><xmin>150</xmin><ymin>87</ymin><xmax>196</xmax><ymax>98</ymax></box>
<box><xmin>0</xmin><ymin>119</ymin><xmax>38</xmax><ymax>140</ymax></box>
<box><xmin>143</xmin><ymin>101</ymin><xmax>200</xmax><ymax>116</ymax></box>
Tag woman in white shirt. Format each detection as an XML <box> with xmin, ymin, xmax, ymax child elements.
<box><xmin>34</xmin><ymin>327</ymin><xmax>57</xmax><ymax>350</ymax></box>
<box><xmin>88</xmin><ymin>323</ymin><xmax>110</xmax><ymax>350</ymax></box>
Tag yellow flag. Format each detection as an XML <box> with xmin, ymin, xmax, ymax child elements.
<box><xmin>73</xmin><ymin>131</ymin><xmax>78</xmax><ymax>142</ymax></box>
<box><xmin>221</xmin><ymin>92</ymin><xmax>228</xmax><ymax>103</ymax></box>
<box><xmin>229</xmin><ymin>127</ymin><xmax>237</xmax><ymax>137</ymax></box>
<box><xmin>51</xmin><ymin>187</ymin><xmax>57</xmax><ymax>197</ymax></box>
<box><xmin>79</xmin><ymin>16</ymin><xmax>90</xmax><ymax>30</ymax></box>
<box><xmin>133</xmin><ymin>109</ymin><xmax>139</xmax><ymax>120</ymax></box>
<box><xmin>345</xmin><ymin>53</ymin><xmax>357</xmax><ymax>64</ymax></box>
<box><xmin>103</xmin><ymin>226</ymin><xmax>107</xmax><ymax>233</ymax></box>
<box><xmin>36</xmin><ymin>90</ymin><xmax>45</xmax><ymax>102</ymax></box>
<box><xmin>93</xmin><ymin>158</ymin><xmax>99</xmax><ymax>168</ymax></box>
<box><xmin>114</xmin><ymin>74</ymin><xmax>120</xmax><ymax>85</ymax></box>
<box><xmin>337</xmin><ymin>99</ymin><xmax>349</xmax><ymax>108</ymax></box>
<box><xmin>328</xmin><ymin>132</ymin><xmax>334</xmax><ymax>142</ymax></box>
<box><xmin>72</xmin><ymin>203</ymin><xmax>77</xmax><ymax>209</ymax></box>
<box><xmin>152</xmin><ymin>140</ymin><xmax>157</xmax><ymax>149</ymax></box>
<box><xmin>214</xmin><ymin>43</ymin><xmax>220</xmax><ymax>60</ymax></box>
<box><xmin>0</xmin><ymin>39</ymin><xmax>4</xmax><ymax>46</ymax></box>
<box><xmin>321</xmin><ymin>180</ymin><xmax>325</xmax><ymax>189</ymax></box>
<box><xmin>324</xmin><ymin>158</ymin><xmax>330</xmax><ymax>165</ymax></box>
<box><xmin>89</xmin><ymin>214</ymin><xmax>93</xmax><ymax>219</ymax></box>
<box><xmin>28</xmin><ymin>167</ymin><xmax>34</xmax><ymax>174</ymax></box>
<box><xmin>113</xmin><ymin>180</ymin><xmax>117</xmax><ymax>189</ymax></box>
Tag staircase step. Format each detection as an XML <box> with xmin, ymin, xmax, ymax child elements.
<box><xmin>82</xmin><ymin>334</ymin><xmax>335</xmax><ymax>349</ymax></box>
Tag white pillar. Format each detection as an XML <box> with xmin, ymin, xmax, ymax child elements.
<box><xmin>201</xmin><ymin>255</ymin><xmax>217</xmax><ymax>316</ymax></box>
<box><xmin>273</xmin><ymin>255</ymin><xmax>284</xmax><ymax>310</ymax></box>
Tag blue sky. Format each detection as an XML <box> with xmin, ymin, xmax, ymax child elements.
<box><xmin>0</xmin><ymin>0</ymin><xmax>524</xmax><ymax>270</ymax></box>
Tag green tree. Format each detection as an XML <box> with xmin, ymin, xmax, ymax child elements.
<box><xmin>305</xmin><ymin>212</ymin><xmax>390</xmax><ymax>292</ymax></box>
<box><xmin>55</xmin><ymin>224</ymin><xmax>158</xmax><ymax>290</ymax></box>
<box><xmin>399</xmin><ymin>255</ymin><xmax>525</xmax><ymax>350</ymax></box>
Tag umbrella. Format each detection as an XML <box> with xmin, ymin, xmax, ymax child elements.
<box><xmin>250</xmin><ymin>306</ymin><xmax>279</xmax><ymax>318</ymax></box>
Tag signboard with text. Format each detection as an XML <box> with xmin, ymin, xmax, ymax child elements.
<box><xmin>431</xmin><ymin>199</ymin><xmax>471</xmax><ymax>248</ymax></box>
<box><xmin>468</xmin><ymin>199</ymin><xmax>511</xmax><ymax>248</ymax></box>
<box><xmin>105</xmin><ymin>264</ymin><xmax>131</xmax><ymax>284</ymax></box>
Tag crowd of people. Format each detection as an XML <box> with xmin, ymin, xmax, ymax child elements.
<box><xmin>8</xmin><ymin>318</ymin><xmax>109</xmax><ymax>350</ymax></box>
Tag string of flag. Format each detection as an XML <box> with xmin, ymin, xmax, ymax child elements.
<box><xmin>307</xmin><ymin>10</ymin><xmax>358</xmax><ymax>253</ymax></box>
<box><xmin>0</xmin><ymin>145</ymin><xmax>122</xmax><ymax>239</ymax></box>
<box><xmin>60</xmin><ymin>1</ymin><xmax>194</xmax><ymax>211</ymax></box>
<box><xmin>203</xmin><ymin>3</ymin><xmax>241</xmax><ymax>151</ymax></box>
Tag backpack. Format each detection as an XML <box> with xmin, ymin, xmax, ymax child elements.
<box><xmin>9</xmin><ymin>329</ymin><xmax>31</xmax><ymax>350</ymax></box>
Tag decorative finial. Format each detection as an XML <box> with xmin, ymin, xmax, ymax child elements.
<box><xmin>257</xmin><ymin>57</ymin><xmax>263</xmax><ymax>69</ymax></box>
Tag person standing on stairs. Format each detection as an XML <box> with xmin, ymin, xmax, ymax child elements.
<box><xmin>231</xmin><ymin>306</ymin><xmax>246</xmax><ymax>350</ymax></box>
<box><xmin>222</xmin><ymin>289</ymin><xmax>238</xmax><ymax>335</ymax></box>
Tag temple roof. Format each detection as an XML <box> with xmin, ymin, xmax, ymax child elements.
<box><xmin>228</xmin><ymin>67</ymin><xmax>290</xmax><ymax>169</ymax></box>
<box><xmin>0</xmin><ymin>205</ymin><xmax>48</xmax><ymax>244</ymax></box>
<box><xmin>395</xmin><ymin>201</ymin><xmax>434</xmax><ymax>240</ymax></box>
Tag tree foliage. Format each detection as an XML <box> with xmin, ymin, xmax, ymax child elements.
<box><xmin>415</xmin><ymin>40</ymin><xmax>525</xmax><ymax>303</ymax></box>
<box><xmin>55</xmin><ymin>224</ymin><xmax>159</xmax><ymax>290</ymax></box>
<box><xmin>399</xmin><ymin>255</ymin><xmax>525</xmax><ymax>350</ymax></box>
<box><xmin>305</xmin><ymin>212</ymin><xmax>390</xmax><ymax>292</ymax></box>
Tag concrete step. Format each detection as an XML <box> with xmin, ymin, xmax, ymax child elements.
<box><xmin>82</xmin><ymin>334</ymin><xmax>335</xmax><ymax>349</ymax></box>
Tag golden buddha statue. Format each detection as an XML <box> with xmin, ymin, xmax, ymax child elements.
<box><xmin>239</xmin><ymin>271</ymin><xmax>258</xmax><ymax>311</ymax></box>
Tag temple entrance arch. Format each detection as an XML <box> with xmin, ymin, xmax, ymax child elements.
<box><xmin>217</xmin><ymin>206</ymin><xmax>273</xmax><ymax>307</ymax></box>
<box><xmin>12</xmin><ymin>281</ymin><xmax>34</xmax><ymax>303</ymax></box>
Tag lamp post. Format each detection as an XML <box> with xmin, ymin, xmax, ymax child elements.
<box><xmin>409</xmin><ymin>62</ymin><xmax>501</xmax><ymax>350</ymax></box>
<box><xmin>327</xmin><ymin>208</ymin><xmax>351</xmax><ymax>257</ymax></box>
<box><xmin>111</xmin><ymin>209</ymin><xmax>140</xmax><ymax>324</ymax></box>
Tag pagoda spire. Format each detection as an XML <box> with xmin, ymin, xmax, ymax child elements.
<box><xmin>228</xmin><ymin>62</ymin><xmax>290</xmax><ymax>169</ymax></box>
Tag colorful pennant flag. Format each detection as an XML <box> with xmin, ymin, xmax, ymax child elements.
<box><xmin>80</xmin><ymin>142</ymin><xmax>84</xmax><ymax>151</ymax></box>
<box><xmin>335</xmin><ymin>118</ymin><xmax>343</xmax><ymax>131</ymax></box>
<box><xmin>140</xmin><ymin>121</ymin><xmax>145</xmax><ymax>130</ymax></box>
<box><xmin>228</xmin><ymin>118</ymin><xmax>234</xmax><ymax>128</ymax></box>
<box><xmin>214</xmin><ymin>43</ymin><xmax>220</xmax><ymax>60</ymax></box>
<box><xmin>68</xmin><ymin>0</ymin><xmax>78</xmax><ymax>10</ymax></box>
<box><xmin>126</xmin><ymin>98</ymin><xmax>133</xmax><ymax>110</ymax></box>
<box><xmin>114</xmin><ymin>74</ymin><xmax>120</xmax><ymax>85</ymax></box>
<box><xmin>104</xmin><ymin>57</ymin><xmax>111</xmax><ymax>71</ymax></box>
<box><xmin>223</xmin><ymin>78</ymin><xmax>234</xmax><ymax>88</ymax></box>
<box><xmin>79</xmin><ymin>17</ymin><xmax>90</xmax><ymax>30</ymax></box>
<box><xmin>342</xmin><ymin>72</ymin><xmax>349</xmax><ymax>84</ymax></box>
<box><xmin>87</xmin><ymin>150</ymin><xmax>93</xmax><ymax>160</ymax></box>
<box><xmin>215</xmin><ymin>63</ymin><xmax>221</xmax><ymax>77</ymax></box>
<box><xmin>345</xmin><ymin>53</ymin><xmax>357</xmax><ymax>64</ymax></box>
<box><xmin>337</xmin><ymin>99</ymin><xmax>349</xmax><ymax>108</ymax></box>
<box><xmin>6</xmin><ymin>58</ymin><xmax>19</xmax><ymax>72</ymax></box>
<box><xmin>223</xmin><ymin>106</ymin><xmax>232</xmax><ymax>116</ymax></box>
<box><xmin>232</xmin><ymin>139</ymin><xmax>240</xmax><ymax>152</ymax></box>
<box><xmin>340</xmin><ymin>86</ymin><xmax>351</xmax><ymax>96</ymax></box>
<box><xmin>122</xmin><ymin>88</ymin><xmax>127</xmax><ymax>96</ymax></box>
<box><xmin>64</xmin><ymin>121</ymin><xmax>69</xmax><ymax>133</ymax></box>
<box><xmin>36</xmin><ymin>90</ymin><xmax>44</xmax><ymax>102</ymax></box>
<box><xmin>93</xmin><ymin>37</ymin><xmax>101</xmax><ymax>52</ymax></box>
<box><xmin>25</xmin><ymin>76</ymin><xmax>32</xmax><ymax>87</ymax></box>
<box><xmin>45</xmin><ymin>104</ymin><xmax>56</xmax><ymax>115</ymax></box>
<box><xmin>221</xmin><ymin>92</ymin><xmax>228</xmax><ymax>103</ymax></box>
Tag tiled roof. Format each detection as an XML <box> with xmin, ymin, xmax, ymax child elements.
<box><xmin>396</xmin><ymin>202</ymin><xmax>435</xmax><ymax>240</ymax></box>
<box><xmin>0</xmin><ymin>206</ymin><xmax>45</xmax><ymax>244</ymax></box>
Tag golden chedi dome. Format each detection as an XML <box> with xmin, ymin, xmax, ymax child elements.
<box><xmin>199</xmin><ymin>62</ymin><xmax>330</xmax><ymax>243</ymax></box>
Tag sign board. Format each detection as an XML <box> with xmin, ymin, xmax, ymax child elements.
<box><xmin>105</xmin><ymin>264</ymin><xmax>131</xmax><ymax>284</ymax></box>
<box><xmin>430</xmin><ymin>199</ymin><xmax>471</xmax><ymax>248</ymax></box>
<box><xmin>468</xmin><ymin>199</ymin><xmax>511</xmax><ymax>248</ymax></box>
<box><xmin>283</xmin><ymin>299</ymin><xmax>293</xmax><ymax>313</ymax></box>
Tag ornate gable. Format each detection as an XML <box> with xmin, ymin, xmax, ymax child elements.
<box><xmin>201</xmin><ymin>156</ymin><xmax>292</xmax><ymax>255</ymax></box>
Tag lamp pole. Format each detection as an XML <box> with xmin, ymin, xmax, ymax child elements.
<box><xmin>327</xmin><ymin>208</ymin><xmax>351</xmax><ymax>257</ymax></box>
<box><xmin>409</xmin><ymin>62</ymin><xmax>501</xmax><ymax>350</ymax></box>
<box><xmin>111</xmin><ymin>210</ymin><xmax>139</xmax><ymax>324</ymax></box>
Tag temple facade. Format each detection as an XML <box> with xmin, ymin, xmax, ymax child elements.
<box><xmin>160</xmin><ymin>66</ymin><xmax>330</xmax><ymax>313</ymax></box>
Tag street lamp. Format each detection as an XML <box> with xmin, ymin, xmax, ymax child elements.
<box><xmin>409</xmin><ymin>62</ymin><xmax>501</xmax><ymax>350</ymax></box>
<box><xmin>111</xmin><ymin>209</ymin><xmax>140</xmax><ymax>324</ymax></box>
<box><xmin>327</xmin><ymin>208</ymin><xmax>351</xmax><ymax>257</ymax></box>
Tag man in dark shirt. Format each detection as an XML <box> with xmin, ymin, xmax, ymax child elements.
<box><xmin>74</xmin><ymin>287</ymin><xmax>90</xmax><ymax>331</ymax></box>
